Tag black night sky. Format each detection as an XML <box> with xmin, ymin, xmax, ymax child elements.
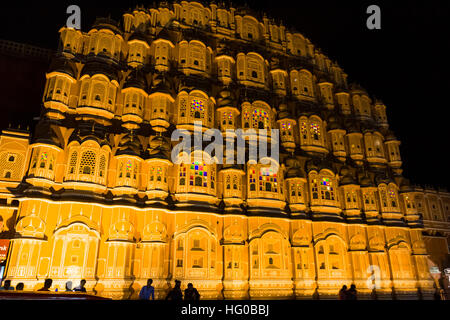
<box><xmin>0</xmin><ymin>0</ymin><xmax>449</xmax><ymax>190</ymax></box>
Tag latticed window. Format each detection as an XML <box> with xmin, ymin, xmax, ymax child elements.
<box><xmin>179</xmin><ymin>97</ymin><xmax>187</xmax><ymax>119</ymax></box>
<box><xmin>79</xmin><ymin>150</ymin><xmax>96</xmax><ymax>175</ymax></box>
<box><xmin>69</xmin><ymin>151</ymin><xmax>78</xmax><ymax>174</ymax></box>
<box><xmin>99</xmin><ymin>155</ymin><xmax>106</xmax><ymax>177</ymax></box>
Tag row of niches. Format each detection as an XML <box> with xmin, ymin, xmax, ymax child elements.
<box><xmin>60</xmin><ymin>3</ymin><xmax>336</xmax><ymax>73</ymax></box>
<box><xmin>21</xmin><ymin>137</ymin><xmax>413</xmax><ymax>216</ymax></box>
<box><xmin>58</xmin><ymin>28</ymin><xmax>346</xmax><ymax>92</ymax></box>
<box><xmin>43</xmin><ymin>67</ymin><xmax>389</xmax><ymax>132</ymax></box>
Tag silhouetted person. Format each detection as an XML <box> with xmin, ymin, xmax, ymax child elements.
<box><xmin>0</xmin><ymin>280</ymin><xmax>14</xmax><ymax>290</ymax></box>
<box><xmin>38</xmin><ymin>278</ymin><xmax>53</xmax><ymax>291</ymax></box>
<box><xmin>139</xmin><ymin>279</ymin><xmax>155</xmax><ymax>300</ymax></box>
<box><xmin>65</xmin><ymin>281</ymin><xmax>73</xmax><ymax>292</ymax></box>
<box><xmin>347</xmin><ymin>284</ymin><xmax>357</xmax><ymax>300</ymax></box>
<box><xmin>165</xmin><ymin>280</ymin><xmax>183</xmax><ymax>301</ymax></box>
<box><xmin>184</xmin><ymin>283</ymin><xmax>200</xmax><ymax>300</ymax></box>
<box><xmin>338</xmin><ymin>285</ymin><xmax>348</xmax><ymax>300</ymax></box>
<box><xmin>73</xmin><ymin>279</ymin><xmax>87</xmax><ymax>292</ymax></box>
<box><xmin>15</xmin><ymin>283</ymin><xmax>24</xmax><ymax>291</ymax></box>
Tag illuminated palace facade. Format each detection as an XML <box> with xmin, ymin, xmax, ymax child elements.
<box><xmin>0</xmin><ymin>1</ymin><xmax>449</xmax><ymax>299</ymax></box>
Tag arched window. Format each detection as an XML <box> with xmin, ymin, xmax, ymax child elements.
<box><xmin>252</xmin><ymin>108</ymin><xmax>270</xmax><ymax>130</ymax></box>
<box><xmin>39</xmin><ymin>152</ymin><xmax>47</xmax><ymax>168</ymax></box>
<box><xmin>79</xmin><ymin>150</ymin><xmax>96</xmax><ymax>175</ymax></box>
<box><xmin>68</xmin><ymin>151</ymin><xmax>78</xmax><ymax>174</ymax></box>
<box><xmin>310</xmin><ymin>172</ymin><xmax>337</xmax><ymax>206</ymax></box>
<box><xmin>188</xmin><ymin>42</ymin><xmax>206</xmax><ymax>71</ymax></box>
<box><xmin>299</xmin><ymin>70</ymin><xmax>314</xmax><ymax>97</ymax></box>
<box><xmin>99</xmin><ymin>155</ymin><xmax>106</xmax><ymax>178</ymax></box>
<box><xmin>177</xmin><ymin>156</ymin><xmax>216</xmax><ymax>195</ymax></box>
<box><xmin>246</xmin><ymin>54</ymin><xmax>264</xmax><ymax>83</ymax></box>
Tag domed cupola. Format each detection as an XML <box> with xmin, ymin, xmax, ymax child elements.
<box><xmin>113</xmin><ymin>130</ymin><xmax>143</xmax><ymax>197</ymax></box>
<box><xmin>284</xmin><ymin>156</ymin><xmax>307</xmax><ymax>214</ymax></box>
<box><xmin>216</xmin><ymin>87</ymin><xmax>239</xmax><ymax>132</ymax></box>
<box><xmin>121</xmin><ymin>69</ymin><xmax>148</xmax><ymax>130</ymax></box>
<box><xmin>43</xmin><ymin>56</ymin><xmax>77</xmax><ymax>119</ymax></box>
<box><xmin>357</xmin><ymin>170</ymin><xmax>379</xmax><ymax>220</ymax></box>
<box><xmin>33</xmin><ymin>120</ymin><xmax>63</xmax><ymax>149</ymax></box>
<box><xmin>63</xmin><ymin>122</ymin><xmax>111</xmax><ymax>189</ymax></box>
<box><xmin>277</xmin><ymin>102</ymin><xmax>297</xmax><ymax>152</ymax></box>
<box><xmin>26</xmin><ymin>120</ymin><xmax>64</xmax><ymax>186</ymax></box>
<box><xmin>220</xmin><ymin>162</ymin><xmax>246</xmax><ymax>213</ymax></box>
<box><xmin>116</xmin><ymin>130</ymin><xmax>143</xmax><ymax>157</ymax></box>
<box><xmin>344</xmin><ymin>119</ymin><xmax>364</xmax><ymax>166</ymax></box>
<box><xmin>339</xmin><ymin>165</ymin><xmax>362</xmax><ymax>219</ymax></box>
<box><xmin>339</xmin><ymin>165</ymin><xmax>357</xmax><ymax>186</ymax></box>
<box><xmin>148</xmin><ymin>73</ymin><xmax>174</xmax><ymax>132</ymax></box>
<box><xmin>305</xmin><ymin>157</ymin><xmax>320</xmax><ymax>173</ymax></box>
<box><xmin>383</xmin><ymin>129</ymin><xmax>402</xmax><ymax>173</ymax></box>
<box><xmin>317</xmin><ymin>76</ymin><xmax>335</xmax><ymax>110</ymax></box>
<box><xmin>127</xmin><ymin>31</ymin><xmax>150</xmax><ymax>68</ymax></box>
<box><xmin>144</xmin><ymin>136</ymin><xmax>173</xmax><ymax>205</ymax></box>
<box><xmin>359</xmin><ymin>173</ymin><xmax>375</xmax><ymax>188</ymax></box>
<box><xmin>87</xmin><ymin>17</ymin><xmax>124</xmax><ymax>64</ymax></box>
<box><xmin>123</xmin><ymin>68</ymin><xmax>148</xmax><ymax>91</ymax></box>
<box><xmin>77</xmin><ymin>61</ymin><xmax>120</xmax><ymax>123</ymax></box>
<box><xmin>398</xmin><ymin>177</ymin><xmax>419</xmax><ymax>225</ymax></box>
<box><xmin>327</xmin><ymin>115</ymin><xmax>346</xmax><ymax>162</ymax></box>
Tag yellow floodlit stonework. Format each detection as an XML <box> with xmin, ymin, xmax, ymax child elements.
<box><xmin>0</xmin><ymin>1</ymin><xmax>449</xmax><ymax>300</ymax></box>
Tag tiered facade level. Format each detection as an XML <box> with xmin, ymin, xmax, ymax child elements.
<box><xmin>0</xmin><ymin>1</ymin><xmax>449</xmax><ymax>299</ymax></box>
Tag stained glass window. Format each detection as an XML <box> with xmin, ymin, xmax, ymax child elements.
<box><xmin>190</xmin><ymin>98</ymin><xmax>205</xmax><ymax>119</ymax></box>
<box><xmin>320</xmin><ymin>177</ymin><xmax>334</xmax><ymax>200</ymax></box>
<box><xmin>252</xmin><ymin>108</ymin><xmax>269</xmax><ymax>130</ymax></box>
<box><xmin>310</xmin><ymin>123</ymin><xmax>320</xmax><ymax>140</ymax></box>
<box><xmin>190</xmin><ymin>161</ymin><xmax>208</xmax><ymax>188</ymax></box>
<box><xmin>300</xmin><ymin>122</ymin><xmax>308</xmax><ymax>139</ymax></box>
<box><xmin>259</xmin><ymin>167</ymin><xmax>278</xmax><ymax>193</ymax></box>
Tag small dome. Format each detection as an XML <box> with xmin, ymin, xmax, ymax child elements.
<box><xmin>216</xmin><ymin>88</ymin><xmax>235</xmax><ymax>108</ymax></box>
<box><xmin>33</xmin><ymin>120</ymin><xmax>62</xmax><ymax>148</ymax></box>
<box><xmin>128</xmin><ymin>31</ymin><xmax>148</xmax><ymax>43</ymax></box>
<box><xmin>92</xmin><ymin>17</ymin><xmax>123</xmax><ymax>36</ymax></box>
<box><xmin>340</xmin><ymin>172</ymin><xmax>357</xmax><ymax>186</ymax></box>
<box><xmin>345</xmin><ymin>120</ymin><xmax>360</xmax><ymax>134</ymax></box>
<box><xmin>385</xmin><ymin>130</ymin><xmax>397</xmax><ymax>141</ymax></box>
<box><xmin>124</xmin><ymin>69</ymin><xmax>147</xmax><ymax>91</ymax></box>
<box><xmin>305</xmin><ymin>158</ymin><xmax>320</xmax><ymax>173</ymax></box>
<box><xmin>48</xmin><ymin>56</ymin><xmax>76</xmax><ymax>78</ymax></box>
<box><xmin>81</xmin><ymin>61</ymin><xmax>119</xmax><ymax>82</ymax></box>
<box><xmin>151</xmin><ymin>73</ymin><xmax>173</xmax><ymax>95</ymax></box>
<box><xmin>116</xmin><ymin>131</ymin><xmax>142</xmax><ymax>157</ymax></box>
<box><xmin>327</xmin><ymin>116</ymin><xmax>342</xmax><ymax>131</ymax></box>
<box><xmin>399</xmin><ymin>178</ymin><xmax>413</xmax><ymax>193</ymax></box>
<box><xmin>359</xmin><ymin>174</ymin><xmax>375</xmax><ymax>187</ymax></box>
